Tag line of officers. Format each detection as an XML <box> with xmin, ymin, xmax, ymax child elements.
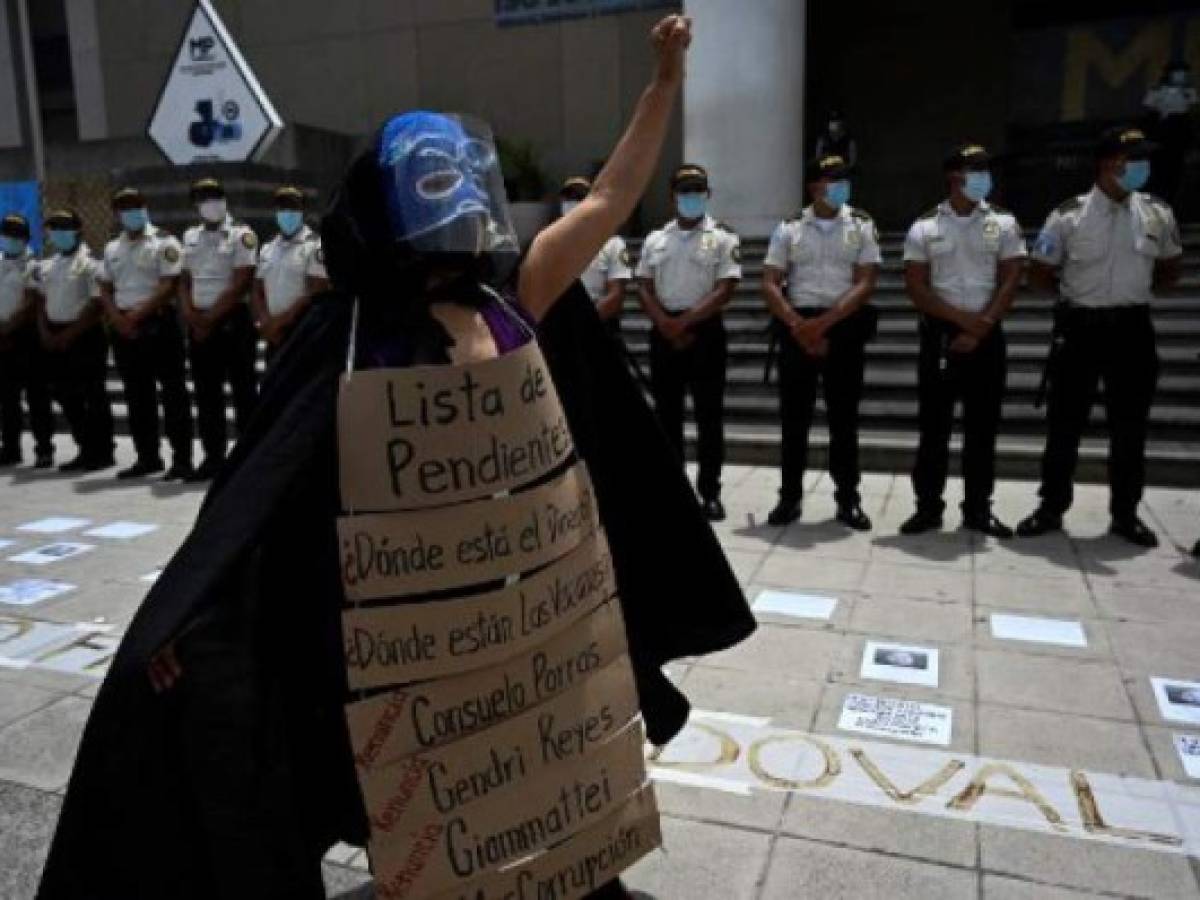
<box><xmin>0</xmin><ymin>180</ymin><xmax>328</xmax><ymax>482</ymax></box>
<box><xmin>563</xmin><ymin>124</ymin><xmax>1189</xmax><ymax>552</ymax></box>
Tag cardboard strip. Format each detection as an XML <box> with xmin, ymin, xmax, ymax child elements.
<box><xmin>339</xmin><ymin>341</ymin><xmax>575</xmax><ymax>513</ymax></box>
<box><xmin>370</xmin><ymin>722</ymin><xmax>650</xmax><ymax>899</ymax></box>
<box><xmin>348</xmin><ymin>599</ymin><xmax>629</xmax><ymax>771</ymax></box>
<box><xmin>339</xmin><ymin>462</ymin><xmax>598</xmax><ymax>600</ymax></box>
<box><xmin>343</xmin><ymin>531</ymin><xmax>616</xmax><ymax>690</ymax></box>
<box><xmin>424</xmin><ymin>785</ymin><xmax>661</xmax><ymax>900</ymax></box>
<box><xmin>360</xmin><ymin>654</ymin><xmax>641</xmax><ymax>834</ymax></box>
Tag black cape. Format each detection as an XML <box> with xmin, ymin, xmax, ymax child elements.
<box><xmin>36</xmin><ymin>284</ymin><xmax>755</xmax><ymax>900</ymax></box>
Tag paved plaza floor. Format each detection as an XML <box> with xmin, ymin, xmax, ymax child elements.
<box><xmin>2</xmin><ymin>436</ymin><xmax>1200</xmax><ymax>898</ymax></box>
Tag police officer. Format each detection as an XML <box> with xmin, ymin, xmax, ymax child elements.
<box><xmin>636</xmin><ymin>164</ymin><xmax>741</xmax><ymax>521</ymax></box>
<box><xmin>0</xmin><ymin>213</ymin><xmax>54</xmax><ymax>467</ymax></box>
<box><xmin>559</xmin><ymin>176</ymin><xmax>632</xmax><ymax>333</ymax></box>
<box><xmin>181</xmin><ymin>178</ymin><xmax>258</xmax><ymax>480</ymax></box>
<box><xmin>900</xmin><ymin>144</ymin><xmax>1026</xmax><ymax>537</ymax></box>
<box><xmin>98</xmin><ymin>187</ymin><xmax>195</xmax><ymax>480</ymax></box>
<box><xmin>252</xmin><ymin>186</ymin><xmax>328</xmax><ymax>363</ymax></box>
<box><xmin>763</xmin><ymin>154</ymin><xmax>880</xmax><ymax>529</ymax></box>
<box><xmin>1016</xmin><ymin>127</ymin><xmax>1183</xmax><ymax>547</ymax></box>
<box><xmin>31</xmin><ymin>209</ymin><xmax>115</xmax><ymax>472</ymax></box>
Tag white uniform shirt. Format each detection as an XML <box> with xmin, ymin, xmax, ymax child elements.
<box><xmin>34</xmin><ymin>244</ymin><xmax>101</xmax><ymax>324</ymax></box>
<box><xmin>580</xmin><ymin>235</ymin><xmax>632</xmax><ymax>303</ymax></box>
<box><xmin>182</xmin><ymin>218</ymin><xmax>258</xmax><ymax>310</ymax></box>
<box><xmin>1031</xmin><ymin>186</ymin><xmax>1182</xmax><ymax>308</ymax></box>
<box><xmin>101</xmin><ymin>227</ymin><xmax>184</xmax><ymax>311</ymax></box>
<box><xmin>256</xmin><ymin>226</ymin><xmax>326</xmax><ymax>315</ymax></box>
<box><xmin>0</xmin><ymin>249</ymin><xmax>34</xmax><ymax>325</ymax></box>
<box><xmin>635</xmin><ymin>216</ymin><xmax>741</xmax><ymax>311</ymax></box>
<box><xmin>903</xmin><ymin>201</ymin><xmax>1027</xmax><ymax>312</ymax></box>
<box><xmin>764</xmin><ymin>205</ymin><xmax>883</xmax><ymax>308</ymax></box>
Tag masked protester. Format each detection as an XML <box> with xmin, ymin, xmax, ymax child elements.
<box><xmin>30</xmin><ymin>209</ymin><xmax>116</xmax><ymax>471</ymax></box>
<box><xmin>38</xmin><ymin>16</ymin><xmax>754</xmax><ymax>900</ymax></box>
<box><xmin>0</xmin><ymin>212</ymin><xmax>54</xmax><ymax>467</ymax></box>
<box><xmin>1016</xmin><ymin>127</ymin><xmax>1183</xmax><ymax>548</ymax></box>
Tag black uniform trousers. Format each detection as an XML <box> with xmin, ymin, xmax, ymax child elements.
<box><xmin>649</xmin><ymin>314</ymin><xmax>727</xmax><ymax>501</ymax></box>
<box><xmin>1037</xmin><ymin>304</ymin><xmax>1158</xmax><ymax>521</ymax></box>
<box><xmin>777</xmin><ymin>307</ymin><xmax>873</xmax><ymax>508</ymax></box>
<box><xmin>188</xmin><ymin>305</ymin><xmax>258</xmax><ymax>462</ymax></box>
<box><xmin>112</xmin><ymin>309</ymin><xmax>194</xmax><ymax>465</ymax></box>
<box><xmin>912</xmin><ymin>317</ymin><xmax>1007</xmax><ymax>517</ymax></box>
<box><xmin>45</xmin><ymin>323</ymin><xmax>114</xmax><ymax>463</ymax></box>
<box><xmin>0</xmin><ymin>321</ymin><xmax>54</xmax><ymax>458</ymax></box>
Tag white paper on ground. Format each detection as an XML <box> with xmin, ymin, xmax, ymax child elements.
<box><xmin>989</xmin><ymin>613</ymin><xmax>1087</xmax><ymax>648</ymax></box>
<box><xmin>1174</xmin><ymin>735</ymin><xmax>1200</xmax><ymax>779</ymax></box>
<box><xmin>84</xmin><ymin>521</ymin><xmax>158</xmax><ymax>540</ymax></box>
<box><xmin>837</xmin><ymin>692</ymin><xmax>953</xmax><ymax>746</ymax></box>
<box><xmin>753</xmin><ymin>590</ymin><xmax>838</xmax><ymax>621</ymax></box>
<box><xmin>8</xmin><ymin>543</ymin><xmax>95</xmax><ymax>566</ymax></box>
<box><xmin>0</xmin><ymin>579</ymin><xmax>76</xmax><ymax>606</ymax></box>
<box><xmin>17</xmin><ymin>517</ymin><xmax>91</xmax><ymax>534</ymax></box>
<box><xmin>860</xmin><ymin>641</ymin><xmax>940</xmax><ymax>687</ymax></box>
<box><xmin>1152</xmin><ymin>677</ymin><xmax>1200</xmax><ymax>726</ymax></box>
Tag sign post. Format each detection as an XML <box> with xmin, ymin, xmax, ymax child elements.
<box><xmin>147</xmin><ymin>0</ymin><xmax>283</xmax><ymax>165</ymax></box>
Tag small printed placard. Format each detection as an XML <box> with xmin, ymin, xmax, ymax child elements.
<box><xmin>0</xmin><ymin>579</ymin><xmax>76</xmax><ymax>607</ymax></box>
<box><xmin>9</xmin><ymin>543</ymin><xmax>95</xmax><ymax>566</ymax></box>
<box><xmin>860</xmin><ymin>641</ymin><xmax>940</xmax><ymax>687</ymax></box>
<box><xmin>1174</xmin><ymin>734</ymin><xmax>1200</xmax><ymax>779</ymax></box>
<box><xmin>85</xmin><ymin>521</ymin><xmax>158</xmax><ymax>540</ymax></box>
<box><xmin>17</xmin><ymin>517</ymin><xmax>91</xmax><ymax>534</ymax></box>
<box><xmin>837</xmin><ymin>693</ymin><xmax>953</xmax><ymax>746</ymax></box>
<box><xmin>989</xmin><ymin>614</ymin><xmax>1087</xmax><ymax>648</ymax></box>
<box><xmin>753</xmin><ymin>590</ymin><xmax>838</xmax><ymax>621</ymax></box>
<box><xmin>1152</xmin><ymin>678</ymin><xmax>1200</xmax><ymax>726</ymax></box>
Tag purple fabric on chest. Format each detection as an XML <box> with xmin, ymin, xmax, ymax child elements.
<box><xmin>361</xmin><ymin>295</ymin><xmax>532</xmax><ymax>368</ymax></box>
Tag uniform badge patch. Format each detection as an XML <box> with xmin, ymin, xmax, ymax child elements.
<box><xmin>982</xmin><ymin>220</ymin><xmax>1001</xmax><ymax>240</ymax></box>
<box><xmin>844</xmin><ymin>228</ymin><xmax>862</xmax><ymax>248</ymax></box>
<box><xmin>1033</xmin><ymin>230</ymin><xmax>1058</xmax><ymax>258</ymax></box>
<box><xmin>619</xmin><ymin>249</ymin><xmax>631</xmax><ymax>268</ymax></box>
<box><xmin>732</xmin><ymin>245</ymin><xmax>742</xmax><ymax>263</ymax></box>
<box><xmin>241</xmin><ymin>231</ymin><xmax>258</xmax><ymax>250</ymax></box>
<box><xmin>162</xmin><ymin>246</ymin><xmax>181</xmax><ymax>264</ymax></box>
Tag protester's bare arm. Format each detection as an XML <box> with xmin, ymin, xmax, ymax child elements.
<box><xmin>519</xmin><ymin>15</ymin><xmax>691</xmax><ymax>320</ymax></box>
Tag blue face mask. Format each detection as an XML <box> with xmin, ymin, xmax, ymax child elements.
<box><xmin>49</xmin><ymin>230</ymin><xmax>79</xmax><ymax>253</ymax></box>
<box><xmin>1118</xmin><ymin>159</ymin><xmax>1151</xmax><ymax>193</ymax></box>
<box><xmin>676</xmin><ymin>192</ymin><xmax>708</xmax><ymax>220</ymax></box>
<box><xmin>823</xmin><ymin>180</ymin><xmax>851</xmax><ymax>210</ymax></box>
<box><xmin>276</xmin><ymin>210</ymin><xmax>304</xmax><ymax>236</ymax></box>
<box><xmin>963</xmin><ymin>171</ymin><xmax>993</xmax><ymax>203</ymax></box>
<box><xmin>0</xmin><ymin>236</ymin><xmax>26</xmax><ymax>256</ymax></box>
<box><xmin>119</xmin><ymin>208</ymin><xmax>149</xmax><ymax>232</ymax></box>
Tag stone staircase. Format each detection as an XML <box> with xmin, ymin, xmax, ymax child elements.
<box><xmin>89</xmin><ymin>222</ymin><xmax>1200</xmax><ymax>487</ymax></box>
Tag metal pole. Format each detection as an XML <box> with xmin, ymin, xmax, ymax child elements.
<box><xmin>15</xmin><ymin>0</ymin><xmax>45</xmax><ymax>184</ymax></box>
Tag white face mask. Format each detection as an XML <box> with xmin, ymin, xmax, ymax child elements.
<box><xmin>560</xmin><ymin>200</ymin><xmax>581</xmax><ymax>217</ymax></box>
<box><xmin>199</xmin><ymin>199</ymin><xmax>227</xmax><ymax>224</ymax></box>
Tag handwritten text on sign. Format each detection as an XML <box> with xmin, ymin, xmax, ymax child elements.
<box><xmin>339</xmin><ymin>341</ymin><xmax>574</xmax><ymax>512</ymax></box>
<box><xmin>360</xmin><ymin>655</ymin><xmax>641</xmax><ymax>840</ymax></box>
<box><xmin>370</xmin><ymin>722</ymin><xmax>648</xmax><ymax>898</ymax></box>
<box><xmin>343</xmin><ymin>531</ymin><xmax>617</xmax><ymax>690</ymax></box>
<box><xmin>340</xmin><ymin>462</ymin><xmax>598</xmax><ymax>600</ymax></box>
<box><xmin>347</xmin><ymin>600</ymin><xmax>629</xmax><ymax>771</ymax></box>
<box><xmin>423</xmin><ymin>786</ymin><xmax>661</xmax><ymax>900</ymax></box>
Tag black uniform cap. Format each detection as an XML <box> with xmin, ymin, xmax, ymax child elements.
<box><xmin>111</xmin><ymin>187</ymin><xmax>145</xmax><ymax>209</ymax></box>
<box><xmin>45</xmin><ymin>208</ymin><xmax>82</xmax><ymax>230</ymax></box>
<box><xmin>670</xmin><ymin>164</ymin><xmax>709</xmax><ymax>192</ymax></box>
<box><xmin>943</xmin><ymin>143</ymin><xmax>991</xmax><ymax>173</ymax></box>
<box><xmin>1094</xmin><ymin>126</ymin><xmax>1157</xmax><ymax>161</ymax></box>
<box><xmin>189</xmin><ymin>177</ymin><xmax>226</xmax><ymax>201</ymax></box>
<box><xmin>559</xmin><ymin>176</ymin><xmax>591</xmax><ymax>201</ymax></box>
<box><xmin>806</xmin><ymin>154</ymin><xmax>851</xmax><ymax>183</ymax></box>
<box><xmin>273</xmin><ymin>185</ymin><xmax>305</xmax><ymax>208</ymax></box>
<box><xmin>1</xmin><ymin>213</ymin><xmax>30</xmax><ymax>239</ymax></box>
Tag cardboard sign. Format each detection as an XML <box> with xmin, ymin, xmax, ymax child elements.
<box><xmin>347</xmin><ymin>600</ymin><xmax>629</xmax><ymax>772</ymax></box>
<box><xmin>339</xmin><ymin>462</ymin><xmax>598</xmax><ymax>601</ymax></box>
<box><xmin>370</xmin><ymin>722</ymin><xmax>649</xmax><ymax>898</ymax></box>
<box><xmin>425</xmin><ymin>785</ymin><xmax>661</xmax><ymax>900</ymax></box>
<box><xmin>344</xmin><ymin>532</ymin><xmax>616</xmax><ymax>690</ymax></box>
<box><xmin>361</xmin><ymin>656</ymin><xmax>640</xmax><ymax>838</ymax></box>
<box><xmin>339</xmin><ymin>341</ymin><xmax>575</xmax><ymax>513</ymax></box>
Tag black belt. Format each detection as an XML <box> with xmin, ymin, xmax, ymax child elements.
<box><xmin>1064</xmin><ymin>303</ymin><xmax>1150</xmax><ymax>323</ymax></box>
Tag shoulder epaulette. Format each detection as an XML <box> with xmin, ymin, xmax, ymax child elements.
<box><xmin>1056</xmin><ymin>195</ymin><xmax>1085</xmax><ymax>215</ymax></box>
<box><xmin>850</xmin><ymin>207</ymin><xmax>874</xmax><ymax>222</ymax></box>
<box><xmin>917</xmin><ymin>206</ymin><xmax>939</xmax><ymax>221</ymax></box>
<box><xmin>986</xmin><ymin>203</ymin><xmax>1010</xmax><ymax>215</ymax></box>
<box><xmin>1144</xmin><ymin>193</ymin><xmax>1173</xmax><ymax>211</ymax></box>
<box><xmin>714</xmin><ymin>221</ymin><xmax>737</xmax><ymax>235</ymax></box>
